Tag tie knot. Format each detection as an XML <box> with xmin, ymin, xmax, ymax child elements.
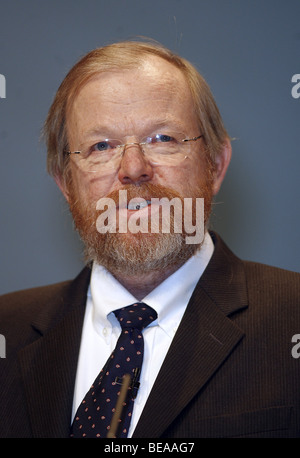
<box><xmin>114</xmin><ymin>302</ymin><xmax>157</xmax><ymax>330</ymax></box>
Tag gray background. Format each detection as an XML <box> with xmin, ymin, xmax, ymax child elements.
<box><xmin>0</xmin><ymin>0</ymin><xmax>299</xmax><ymax>295</ymax></box>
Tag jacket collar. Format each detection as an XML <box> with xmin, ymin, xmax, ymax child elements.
<box><xmin>200</xmin><ymin>231</ymin><xmax>248</xmax><ymax>316</ymax></box>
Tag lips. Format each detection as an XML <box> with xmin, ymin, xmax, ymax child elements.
<box><xmin>127</xmin><ymin>199</ymin><xmax>151</xmax><ymax>210</ymax></box>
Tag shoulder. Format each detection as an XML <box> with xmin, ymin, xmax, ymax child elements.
<box><xmin>208</xmin><ymin>232</ymin><xmax>300</xmax><ymax>318</ymax></box>
<box><xmin>243</xmin><ymin>260</ymin><xmax>300</xmax><ymax>299</ymax></box>
<box><xmin>0</xmin><ymin>281</ymin><xmax>72</xmax><ymax>320</ymax></box>
<box><xmin>0</xmin><ymin>281</ymin><xmax>73</xmax><ymax>349</ymax></box>
<box><xmin>0</xmin><ymin>267</ymin><xmax>91</xmax><ymax>339</ymax></box>
<box><xmin>239</xmin><ymin>261</ymin><xmax>300</xmax><ymax>334</ymax></box>
<box><xmin>211</xmin><ymin>231</ymin><xmax>300</xmax><ymax>292</ymax></box>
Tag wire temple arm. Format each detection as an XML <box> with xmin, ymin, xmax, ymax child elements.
<box><xmin>182</xmin><ymin>134</ymin><xmax>203</xmax><ymax>143</ymax></box>
<box><xmin>66</xmin><ymin>151</ymin><xmax>81</xmax><ymax>155</ymax></box>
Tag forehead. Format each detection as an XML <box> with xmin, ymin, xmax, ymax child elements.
<box><xmin>67</xmin><ymin>56</ymin><xmax>197</xmax><ymax>138</ymax></box>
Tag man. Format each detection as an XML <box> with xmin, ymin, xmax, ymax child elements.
<box><xmin>0</xmin><ymin>40</ymin><xmax>299</xmax><ymax>438</ymax></box>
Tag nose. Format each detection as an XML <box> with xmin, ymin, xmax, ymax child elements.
<box><xmin>117</xmin><ymin>143</ymin><xmax>154</xmax><ymax>185</ymax></box>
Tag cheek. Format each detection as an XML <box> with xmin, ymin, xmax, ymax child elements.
<box><xmin>187</xmin><ymin>153</ymin><xmax>213</xmax><ymax>188</ymax></box>
<box><xmin>68</xmin><ymin>165</ymin><xmax>118</xmax><ymax>204</ymax></box>
<box><xmin>160</xmin><ymin>160</ymin><xmax>207</xmax><ymax>197</ymax></box>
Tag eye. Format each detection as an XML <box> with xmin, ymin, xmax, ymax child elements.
<box><xmin>89</xmin><ymin>139</ymin><xmax>121</xmax><ymax>155</ymax></box>
<box><xmin>93</xmin><ymin>140</ymin><xmax>112</xmax><ymax>151</ymax></box>
<box><xmin>153</xmin><ymin>134</ymin><xmax>176</xmax><ymax>143</ymax></box>
<box><xmin>144</xmin><ymin>133</ymin><xmax>179</xmax><ymax>146</ymax></box>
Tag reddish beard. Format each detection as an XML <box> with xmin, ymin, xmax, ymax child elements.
<box><xmin>67</xmin><ymin>180</ymin><xmax>213</xmax><ymax>275</ymax></box>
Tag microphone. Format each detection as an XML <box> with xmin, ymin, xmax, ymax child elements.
<box><xmin>114</xmin><ymin>367</ymin><xmax>141</xmax><ymax>398</ymax></box>
<box><xmin>107</xmin><ymin>367</ymin><xmax>141</xmax><ymax>437</ymax></box>
<box><xmin>106</xmin><ymin>373</ymin><xmax>132</xmax><ymax>438</ymax></box>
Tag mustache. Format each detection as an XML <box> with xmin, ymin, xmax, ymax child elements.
<box><xmin>105</xmin><ymin>183</ymin><xmax>185</xmax><ymax>204</ymax></box>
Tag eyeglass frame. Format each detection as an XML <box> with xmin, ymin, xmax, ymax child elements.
<box><xmin>65</xmin><ymin>133</ymin><xmax>204</xmax><ymax>171</ymax></box>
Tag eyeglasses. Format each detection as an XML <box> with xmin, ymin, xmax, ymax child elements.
<box><xmin>66</xmin><ymin>132</ymin><xmax>203</xmax><ymax>173</ymax></box>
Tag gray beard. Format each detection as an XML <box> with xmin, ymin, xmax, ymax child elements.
<box><xmin>82</xmin><ymin>229</ymin><xmax>201</xmax><ymax>276</ymax></box>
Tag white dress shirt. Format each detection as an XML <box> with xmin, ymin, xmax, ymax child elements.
<box><xmin>72</xmin><ymin>231</ymin><xmax>214</xmax><ymax>437</ymax></box>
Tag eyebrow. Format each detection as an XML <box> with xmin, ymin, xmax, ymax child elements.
<box><xmin>82</xmin><ymin>119</ymin><xmax>187</xmax><ymax>141</ymax></box>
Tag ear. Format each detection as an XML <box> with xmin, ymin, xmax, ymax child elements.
<box><xmin>212</xmin><ymin>137</ymin><xmax>232</xmax><ymax>196</ymax></box>
<box><xmin>54</xmin><ymin>174</ymin><xmax>70</xmax><ymax>202</ymax></box>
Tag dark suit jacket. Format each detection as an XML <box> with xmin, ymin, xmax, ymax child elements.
<box><xmin>0</xmin><ymin>232</ymin><xmax>300</xmax><ymax>438</ymax></box>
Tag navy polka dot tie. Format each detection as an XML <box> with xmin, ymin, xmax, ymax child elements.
<box><xmin>70</xmin><ymin>302</ymin><xmax>157</xmax><ymax>438</ymax></box>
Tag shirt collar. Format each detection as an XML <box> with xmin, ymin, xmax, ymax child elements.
<box><xmin>89</xmin><ymin>232</ymin><xmax>214</xmax><ymax>337</ymax></box>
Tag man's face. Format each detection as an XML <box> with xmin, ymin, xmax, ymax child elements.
<box><xmin>61</xmin><ymin>56</ymin><xmax>221</xmax><ymax>275</ymax></box>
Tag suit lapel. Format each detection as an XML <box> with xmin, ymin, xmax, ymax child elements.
<box><xmin>133</xmin><ymin>232</ymin><xmax>248</xmax><ymax>437</ymax></box>
<box><xmin>18</xmin><ymin>268</ymin><xmax>91</xmax><ymax>438</ymax></box>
